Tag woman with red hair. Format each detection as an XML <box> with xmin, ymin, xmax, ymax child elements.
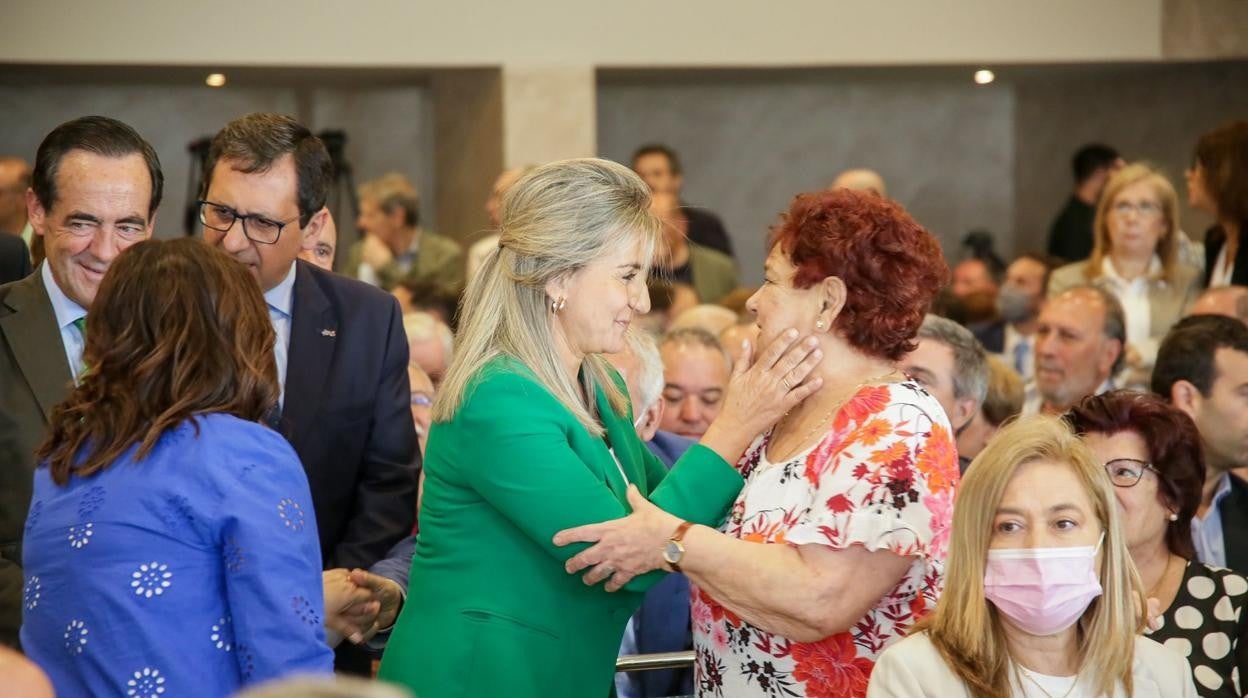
<box><xmin>557</xmin><ymin>189</ymin><xmax>958</xmax><ymax>697</ymax></box>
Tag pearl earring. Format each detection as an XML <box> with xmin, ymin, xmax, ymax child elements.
<box><xmin>815</xmin><ymin>319</ymin><xmax>824</xmax><ymax>330</ymax></box>
<box><xmin>1168</xmin><ymin>513</ymin><xmax>1179</xmax><ymax>522</ymax></box>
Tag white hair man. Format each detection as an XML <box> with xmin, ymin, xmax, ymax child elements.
<box><xmin>604</xmin><ymin>330</ymin><xmax>696</xmax><ymax>697</ymax></box>
<box><xmin>403</xmin><ymin>311</ymin><xmax>454</xmax><ymax>385</ymax></box>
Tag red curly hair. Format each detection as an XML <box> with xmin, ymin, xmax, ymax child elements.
<box><xmin>769</xmin><ymin>189</ymin><xmax>948</xmax><ymax>361</ymax></box>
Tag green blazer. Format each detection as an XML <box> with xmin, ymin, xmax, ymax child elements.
<box><xmin>377</xmin><ymin>356</ymin><xmax>744</xmax><ymax>697</ymax></box>
<box><xmin>345</xmin><ymin>229</ymin><xmax>465</xmax><ymax>291</ymax></box>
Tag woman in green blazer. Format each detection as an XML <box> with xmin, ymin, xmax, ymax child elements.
<box><xmin>377</xmin><ymin>158</ymin><xmax>822</xmax><ymax>697</ymax></box>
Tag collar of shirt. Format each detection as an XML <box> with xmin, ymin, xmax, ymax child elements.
<box><xmin>41</xmin><ymin>262</ymin><xmax>87</xmax><ymax>330</ymax></box>
<box><xmin>395</xmin><ymin>231</ymin><xmax>422</xmax><ymax>266</ymax></box>
<box><xmin>264</xmin><ymin>261</ymin><xmax>297</xmax><ymax>319</ymax></box>
<box><xmin>1211</xmin><ymin>472</ymin><xmax>1234</xmax><ymax>511</ymax></box>
<box><xmin>1100</xmin><ymin>255</ymin><xmax>1163</xmax><ymax>291</ymax></box>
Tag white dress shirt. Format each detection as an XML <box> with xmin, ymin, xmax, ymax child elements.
<box><xmin>41</xmin><ymin>263</ymin><xmax>88</xmax><ymax>382</ymax></box>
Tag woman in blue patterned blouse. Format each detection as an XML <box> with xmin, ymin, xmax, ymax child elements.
<box><xmin>21</xmin><ymin>238</ymin><xmax>333</xmax><ymax>696</ymax></box>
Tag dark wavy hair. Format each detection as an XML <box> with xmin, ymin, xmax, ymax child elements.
<box><xmin>36</xmin><ymin>238</ymin><xmax>278</xmax><ymax>485</ymax></box>
<box><xmin>1065</xmin><ymin>390</ymin><xmax>1204</xmax><ymax>560</ymax></box>
<box><xmin>769</xmin><ymin>188</ymin><xmax>948</xmax><ymax>360</ymax></box>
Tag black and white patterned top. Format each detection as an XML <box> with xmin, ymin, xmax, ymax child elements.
<box><xmin>1146</xmin><ymin>561</ymin><xmax>1248</xmax><ymax>698</ymax></box>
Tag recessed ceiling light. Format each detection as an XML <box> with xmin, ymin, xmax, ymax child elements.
<box><xmin>205</xmin><ymin>73</ymin><xmax>227</xmax><ymax>88</ymax></box>
<box><xmin>974</xmin><ymin>69</ymin><xmax>995</xmax><ymax>85</ymax></box>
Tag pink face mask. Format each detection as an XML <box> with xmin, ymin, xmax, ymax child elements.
<box><xmin>983</xmin><ymin>533</ymin><xmax>1104</xmax><ymax>636</ymax></box>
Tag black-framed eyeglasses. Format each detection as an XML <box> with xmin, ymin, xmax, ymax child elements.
<box><xmin>1104</xmin><ymin>458</ymin><xmax>1159</xmax><ymax>488</ymax></box>
<box><xmin>198</xmin><ymin>200</ymin><xmax>298</xmax><ymax>245</ymax></box>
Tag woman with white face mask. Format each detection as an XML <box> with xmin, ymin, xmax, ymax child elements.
<box><xmin>868</xmin><ymin>415</ymin><xmax>1197</xmax><ymax>698</ymax></box>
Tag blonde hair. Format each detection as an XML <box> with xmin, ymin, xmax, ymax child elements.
<box><xmin>919</xmin><ymin>415</ymin><xmax>1144</xmax><ymax>698</ymax></box>
<box><xmin>1085</xmin><ymin>163</ymin><xmax>1181</xmax><ymax>284</ymax></box>
<box><xmin>433</xmin><ymin>158</ymin><xmax>660</xmax><ymax>435</ymax></box>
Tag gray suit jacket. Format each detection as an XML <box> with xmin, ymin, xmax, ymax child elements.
<box><xmin>0</xmin><ymin>268</ymin><xmax>73</xmax><ymax>648</ymax></box>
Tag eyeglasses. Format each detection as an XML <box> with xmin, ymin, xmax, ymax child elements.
<box><xmin>1104</xmin><ymin>458</ymin><xmax>1159</xmax><ymax>488</ymax></box>
<box><xmin>198</xmin><ymin>200</ymin><xmax>298</xmax><ymax>245</ymax></box>
<box><xmin>1111</xmin><ymin>200</ymin><xmax>1163</xmax><ymax>219</ymax></box>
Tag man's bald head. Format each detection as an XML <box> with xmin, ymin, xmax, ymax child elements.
<box><xmin>1190</xmin><ymin>286</ymin><xmax>1248</xmax><ymax>325</ymax></box>
<box><xmin>830</xmin><ymin>168</ymin><xmax>887</xmax><ymax>197</ymax></box>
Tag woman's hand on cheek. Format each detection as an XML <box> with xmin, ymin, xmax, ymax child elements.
<box><xmin>553</xmin><ymin>485</ymin><xmax>682</xmax><ymax>592</ymax></box>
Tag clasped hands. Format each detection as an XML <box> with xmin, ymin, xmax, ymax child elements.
<box><xmin>323</xmin><ymin>568</ymin><xmax>403</xmax><ymax>646</ymax></box>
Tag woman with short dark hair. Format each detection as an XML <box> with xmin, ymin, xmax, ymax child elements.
<box><xmin>22</xmin><ymin>238</ymin><xmax>332</xmax><ymax>696</ymax></box>
<box><xmin>1067</xmin><ymin>390</ymin><xmax>1248</xmax><ymax>697</ymax></box>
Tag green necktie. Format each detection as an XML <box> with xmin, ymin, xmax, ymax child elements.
<box><xmin>71</xmin><ymin>316</ymin><xmax>88</xmax><ymax>380</ymax></box>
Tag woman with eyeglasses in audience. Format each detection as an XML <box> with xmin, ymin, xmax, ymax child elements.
<box><xmin>1048</xmin><ymin>163</ymin><xmax>1202</xmax><ymax>388</ymax></box>
<box><xmin>1067</xmin><ymin>390</ymin><xmax>1248</xmax><ymax>697</ymax></box>
<box><xmin>555</xmin><ymin>188</ymin><xmax>957</xmax><ymax>697</ymax></box>
<box><xmin>21</xmin><ymin>239</ymin><xmax>332</xmax><ymax>696</ymax></box>
<box><xmin>868</xmin><ymin>415</ymin><xmax>1196</xmax><ymax>697</ymax></box>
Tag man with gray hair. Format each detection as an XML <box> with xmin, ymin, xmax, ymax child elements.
<box><xmin>605</xmin><ymin>331</ymin><xmax>696</xmax><ymax>698</ymax></box>
<box><xmin>346</xmin><ymin>172</ymin><xmax>463</xmax><ymax>292</ymax></box>
<box><xmin>1024</xmin><ymin>285</ymin><xmax>1125</xmax><ymax>415</ymax></box>
<box><xmin>403</xmin><ymin>310</ymin><xmax>454</xmax><ymax>385</ymax></box>
<box><xmin>901</xmin><ymin>315</ymin><xmax>989</xmax><ymax>471</ymax></box>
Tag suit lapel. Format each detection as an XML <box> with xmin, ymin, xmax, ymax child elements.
<box><xmin>0</xmin><ymin>269</ymin><xmax>74</xmax><ymax>421</ymax></box>
<box><xmin>595</xmin><ymin>384</ymin><xmax>645</xmax><ymax>500</ymax></box>
<box><xmin>1223</xmin><ymin>475</ymin><xmax>1248</xmax><ymax>575</ymax></box>
<box><xmin>279</xmin><ymin>263</ymin><xmax>337</xmax><ymax>450</ymax></box>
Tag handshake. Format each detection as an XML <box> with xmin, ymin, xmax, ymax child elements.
<box><xmin>323</xmin><ymin>568</ymin><xmax>405</xmax><ymax>648</ymax></box>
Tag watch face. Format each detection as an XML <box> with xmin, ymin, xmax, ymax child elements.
<box><xmin>663</xmin><ymin>540</ymin><xmax>683</xmax><ymax>565</ymax></box>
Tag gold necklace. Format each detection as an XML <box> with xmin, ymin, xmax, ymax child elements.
<box><xmin>1148</xmin><ymin>554</ymin><xmax>1177</xmax><ymax>600</ymax></box>
<box><xmin>770</xmin><ymin>369</ymin><xmax>902</xmax><ymax>461</ymax></box>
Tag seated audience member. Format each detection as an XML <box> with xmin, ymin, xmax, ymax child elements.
<box><xmin>829</xmin><ymin>167</ymin><xmax>887</xmax><ymax>196</ymax></box>
<box><xmin>632</xmin><ymin>143</ymin><xmax>734</xmax><ymax>257</ymax></box>
<box><xmin>951</xmin><ymin>257</ymin><xmax>1000</xmax><ymax>304</ymax></box>
<box><xmin>0</xmin><ymin>645</ymin><xmax>53</xmax><ymax>698</ymax></box>
<box><xmin>719</xmin><ymin>321</ymin><xmax>760</xmax><ymax>367</ymax></box>
<box><xmin>1191</xmin><ymin>121</ymin><xmax>1248</xmax><ymax>287</ymax></box>
<box><xmin>1153</xmin><ymin>315</ymin><xmax>1248</xmax><ymax>574</ymax></box>
<box><xmin>346</xmin><ymin>172</ymin><xmax>463</xmax><ymax>291</ymax></box>
<box><xmin>0</xmin><ymin>156</ymin><xmax>32</xmax><ymax>246</ymax></box>
<box><xmin>391</xmin><ymin>279</ymin><xmax>459</xmax><ymax>330</ymax></box>
<box><xmin>972</xmin><ymin>253</ymin><xmax>1053</xmax><ymax>381</ymax></box>
<box><xmin>901</xmin><ymin>314</ymin><xmax>989</xmax><ymax>471</ymax></box>
<box><xmin>0</xmin><ymin>232</ymin><xmax>31</xmax><ymax>284</ymax></box>
<box><xmin>1049</xmin><ymin>164</ymin><xmax>1202</xmax><ymax>384</ymax></box>
<box><xmin>297</xmin><ymin>206</ymin><xmax>338</xmax><ymax>272</ymax></box>
<box><xmin>1024</xmin><ymin>286</ymin><xmax>1125</xmax><ymax>415</ymax></box>
<box><xmin>1069</xmin><ymin>391</ymin><xmax>1248</xmax><ymax>697</ymax></box>
<box><xmin>651</xmin><ymin>191</ymin><xmax>737</xmax><ymax>304</ymax></box>
<box><xmin>403</xmin><ymin>311</ymin><xmax>453</xmax><ymax>385</ymax></box>
<box><xmin>1047</xmin><ymin>143</ymin><xmax>1124</xmax><ymax>263</ymax></box>
<box><xmin>466</xmin><ymin>166</ymin><xmax>535</xmax><ymax>282</ymax></box>
<box><xmin>408</xmin><ymin>363</ymin><xmax>434</xmax><ymax>455</ymax></box>
<box><xmin>668</xmin><ymin>303</ymin><xmax>738</xmax><ymax>336</ymax></box>
<box><xmin>606</xmin><ymin>332</ymin><xmax>696</xmax><ymax>698</ymax></box>
<box><xmin>956</xmin><ymin>355</ymin><xmax>1025</xmax><ymax>463</ymax></box>
<box><xmin>22</xmin><ymin>239</ymin><xmax>333</xmax><ymax>694</ymax></box>
<box><xmin>659</xmin><ymin>327</ymin><xmax>731</xmax><ymax>439</ymax></box>
<box><xmin>868</xmin><ymin>415</ymin><xmax>1197</xmax><ymax>698</ymax></box>
<box><xmin>560</xmin><ymin>188</ymin><xmax>956</xmax><ymax>698</ymax></box>
<box><xmin>1189</xmin><ymin>286</ymin><xmax>1248</xmax><ymax>324</ymax></box>
<box><xmin>716</xmin><ymin>286</ymin><xmax>757</xmax><ymax>317</ymax></box>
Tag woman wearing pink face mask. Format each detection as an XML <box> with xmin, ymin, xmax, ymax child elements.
<box><xmin>868</xmin><ymin>415</ymin><xmax>1196</xmax><ymax>697</ymax></box>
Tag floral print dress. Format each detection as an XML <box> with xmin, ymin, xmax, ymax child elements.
<box><xmin>691</xmin><ymin>381</ymin><xmax>959</xmax><ymax>698</ymax></box>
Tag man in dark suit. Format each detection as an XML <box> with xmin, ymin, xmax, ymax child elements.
<box><xmin>0</xmin><ymin>116</ymin><xmax>164</xmax><ymax>648</ymax></box>
<box><xmin>1046</xmin><ymin>143</ymin><xmax>1123</xmax><ymax>263</ymax></box>
<box><xmin>198</xmin><ymin>113</ymin><xmax>418</xmax><ymax>670</ymax></box>
<box><xmin>1153</xmin><ymin>315</ymin><xmax>1248</xmax><ymax>574</ymax></box>
<box><xmin>0</xmin><ymin>234</ymin><xmax>32</xmax><ymax>284</ymax></box>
